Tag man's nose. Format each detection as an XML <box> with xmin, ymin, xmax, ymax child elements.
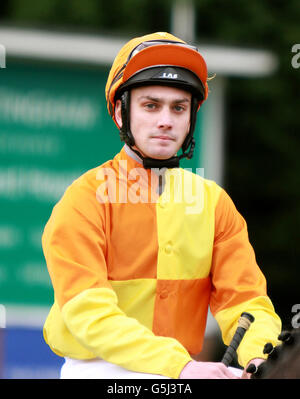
<box><xmin>157</xmin><ymin>108</ymin><xmax>173</xmax><ymax>129</ymax></box>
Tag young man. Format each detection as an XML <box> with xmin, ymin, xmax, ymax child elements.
<box><xmin>42</xmin><ymin>32</ymin><xmax>281</xmax><ymax>379</ymax></box>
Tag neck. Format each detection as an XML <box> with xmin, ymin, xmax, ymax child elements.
<box><xmin>124</xmin><ymin>144</ymin><xmax>143</xmax><ymax>165</ymax></box>
<box><xmin>123</xmin><ymin>144</ymin><xmax>166</xmax><ymax>194</ymax></box>
<box><xmin>124</xmin><ymin>144</ymin><xmax>180</xmax><ymax>169</ymax></box>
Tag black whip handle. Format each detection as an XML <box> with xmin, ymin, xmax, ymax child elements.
<box><xmin>221</xmin><ymin>312</ymin><xmax>255</xmax><ymax>367</ymax></box>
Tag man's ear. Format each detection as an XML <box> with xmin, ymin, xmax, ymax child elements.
<box><xmin>114</xmin><ymin>99</ymin><xmax>122</xmax><ymax>128</ymax></box>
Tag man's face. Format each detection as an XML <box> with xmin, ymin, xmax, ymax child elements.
<box><xmin>116</xmin><ymin>85</ymin><xmax>192</xmax><ymax>160</ymax></box>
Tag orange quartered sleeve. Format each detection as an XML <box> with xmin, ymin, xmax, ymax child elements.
<box><xmin>42</xmin><ymin>174</ymin><xmax>111</xmax><ymax>308</ymax></box>
<box><xmin>210</xmin><ymin>188</ymin><xmax>281</xmax><ymax>367</ymax></box>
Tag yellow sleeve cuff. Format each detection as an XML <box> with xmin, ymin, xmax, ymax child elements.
<box><xmin>214</xmin><ymin>296</ymin><xmax>282</xmax><ymax>367</ymax></box>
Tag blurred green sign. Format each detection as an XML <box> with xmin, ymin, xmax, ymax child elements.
<box><xmin>0</xmin><ymin>60</ymin><xmax>203</xmax><ymax>307</ymax></box>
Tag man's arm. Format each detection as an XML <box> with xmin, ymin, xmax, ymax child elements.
<box><xmin>209</xmin><ymin>188</ymin><xmax>282</xmax><ymax>368</ymax></box>
<box><xmin>43</xmin><ymin>174</ymin><xmax>191</xmax><ymax>378</ymax></box>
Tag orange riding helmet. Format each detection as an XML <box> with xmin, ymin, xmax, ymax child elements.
<box><xmin>105</xmin><ymin>32</ymin><xmax>209</xmax><ymax>168</ymax></box>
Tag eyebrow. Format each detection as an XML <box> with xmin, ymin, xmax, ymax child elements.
<box><xmin>138</xmin><ymin>95</ymin><xmax>190</xmax><ymax>103</ymax></box>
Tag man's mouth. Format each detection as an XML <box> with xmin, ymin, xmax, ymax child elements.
<box><xmin>152</xmin><ymin>135</ymin><xmax>175</xmax><ymax>141</ymax></box>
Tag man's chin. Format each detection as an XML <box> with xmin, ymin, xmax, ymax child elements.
<box><xmin>145</xmin><ymin>148</ymin><xmax>176</xmax><ymax>160</ymax></box>
<box><xmin>133</xmin><ymin>145</ymin><xmax>176</xmax><ymax>160</ymax></box>
<box><xmin>146</xmin><ymin>153</ymin><xmax>175</xmax><ymax>160</ymax></box>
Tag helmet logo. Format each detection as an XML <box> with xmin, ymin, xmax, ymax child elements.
<box><xmin>161</xmin><ymin>72</ymin><xmax>178</xmax><ymax>79</ymax></box>
<box><xmin>156</xmin><ymin>67</ymin><xmax>180</xmax><ymax>80</ymax></box>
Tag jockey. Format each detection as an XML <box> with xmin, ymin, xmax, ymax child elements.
<box><xmin>42</xmin><ymin>31</ymin><xmax>282</xmax><ymax>379</ymax></box>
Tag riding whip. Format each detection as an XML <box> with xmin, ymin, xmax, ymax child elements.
<box><xmin>221</xmin><ymin>312</ymin><xmax>255</xmax><ymax>367</ymax></box>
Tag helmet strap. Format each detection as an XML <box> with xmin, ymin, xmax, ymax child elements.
<box><xmin>120</xmin><ymin>91</ymin><xmax>135</xmax><ymax>146</ymax></box>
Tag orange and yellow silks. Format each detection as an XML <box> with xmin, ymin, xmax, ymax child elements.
<box><xmin>42</xmin><ymin>147</ymin><xmax>281</xmax><ymax>378</ymax></box>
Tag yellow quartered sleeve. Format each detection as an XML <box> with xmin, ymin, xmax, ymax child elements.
<box><xmin>214</xmin><ymin>296</ymin><xmax>282</xmax><ymax>367</ymax></box>
<box><xmin>61</xmin><ymin>287</ymin><xmax>192</xmax><ymax>378</ymax></box>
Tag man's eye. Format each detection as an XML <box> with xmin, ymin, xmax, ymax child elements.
<box><xmin>174</xmin><ymin>105</ymin><xmax>184</xmax><ymax>112</ymax></box>
<box><xmin>146</xmin><ymin>103</ymin><xmax>156</xmax><ymax>108</ymax></box>
<box><xmin>144</xmin><ymin>103</ymin><xmax>157</xmax><ymax>110</ymax></box>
